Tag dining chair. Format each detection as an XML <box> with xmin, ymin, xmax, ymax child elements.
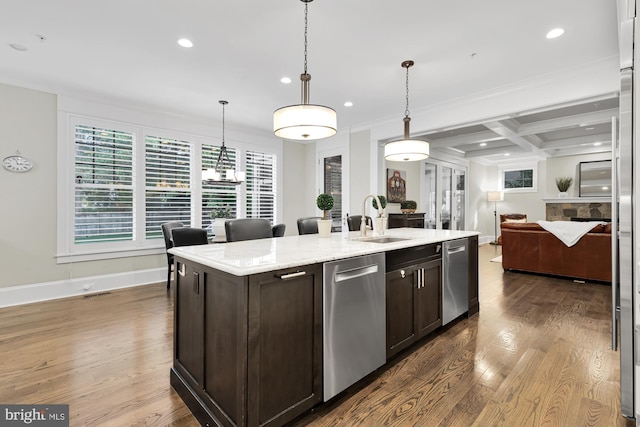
<box><xmin>161</xmin><ymin>221</ymin><xmax>184</xmax><ymax>289</ymax></box>
<box><xmin>272</xmin><ymin>223</ymin><xmax>286</xmax><ymax>237</ymax></box>
<box><xmin>297</xmin><ymin>217</ymin><xmax>320</xmax><ymax>235</ymax></box>
<box><xmin>225</xmin><ymin>218</ymin><xmax>273</xmax><ymax>242</ymax></box>
<box><xmin>347</xmin><ymin>215</ymin><xmax>373</xmax><ymax>232</ymax></box>
<box><xmin>171</xmin><ymin>227</ymin><xmax>210</xmax><ymax>247</ymax></box>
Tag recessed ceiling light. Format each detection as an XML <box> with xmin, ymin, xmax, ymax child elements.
<box><xmin>504</xmin><ymin>153</ymin><xmax>510</xmax><ymax>157</ymax></box>
<box><xmin>602</xmin><ymin>186</ymin><xmax>609</xmax><ymax>190</ymax></box>
<box><xmin>9</xmin><ymin>43</ymin><xmax>27</xmax><ymax>51</ymax></box>
<box><xmin>344</xmin><ymin>101</ymin><xmax>353</xmax><ymax>107</ymax></box>
<box><xmin>594</xmin><ymin>142</ymin><xmax>602</xmax><ymax>146</ymax></box>
<box><xmin>280</xmin><ymin>77</ymin><xmax>292</xmax><ymax>84</ymax></box>
<box><xmin>177</xmin><ymin>38</ymin><xmax>193</xmax><ymax>48</ymax></box>
<box><xmin>546</xmin><ymin>28</ymin><xmax>565</xmax><ymax>39</ymax></box>
<box><xmin>480</xmin><ymin>142</ymin><xmax>487</xmax><ymax>147</ymax></box>
<box><xmin>585</xmin><ymin>127</ymin><xmax>595</xmax><ymax>130</ymax></box>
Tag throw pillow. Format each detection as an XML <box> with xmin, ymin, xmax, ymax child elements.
<box><xmin>504</xmin><ymin>218</ymin><xmax>526</xmax><ymax>223</ymax></box>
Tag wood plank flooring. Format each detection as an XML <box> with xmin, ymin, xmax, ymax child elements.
<box><xmin>0</xmin><ymin>244</ymin><xmax>632</xmax><ymax>426</ymax></box>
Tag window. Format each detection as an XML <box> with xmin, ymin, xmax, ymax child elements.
<box><xmin>202</xmin><ymin>143</ymin><xmax>239</xmax><ymax>237</ymax></box>
<box><xmin>501</xmin><ymin>166</ymin><xmax>537</xmax><ymax>191</ymax></box>
<box><xmin>59</xmin><ymin>109</ymin><xmax>281</xmax><ymax>262</ymax></box>
<box><xmin>245</xmin><ymin>150</ymin><xmax>276</xmax><ymax>222</ymax></box>
<box><xmin>74</xmin><ymin>124</ymin><xmax>134</xmax><ymax>244</ymax></box>
<box><xmin>145</xmin><ymin>135</ymin><xmax>192</xmax><ymax>239</ymax></box>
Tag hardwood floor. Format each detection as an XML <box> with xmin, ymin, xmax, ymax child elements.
<box><xmin>0</xmin><ymin>244</ymin><xmax>632</xmax><ymax>426</ymax></box>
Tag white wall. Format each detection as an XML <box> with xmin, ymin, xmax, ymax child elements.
<box><xmin>384</xmin><ymin>160</ymin><xmax>421</xmax><ymax>214</ymax></box>
<box><xmin>0</xmin><ymin>83</ymin><xmax>163</xmax><ymax>289</ymax></box>
<box><xmin>545</xmin><ymin>152</ymin><xmax>611</xmax><ymax>198</ymax></box>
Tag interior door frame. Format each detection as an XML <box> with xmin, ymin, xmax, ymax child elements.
<box><xmin>316</xmin><ymin>136</ymin><xmax>350</xmax><ymax>231</ymax></box>
<box><xmin>420</xmin><ymin>158</ymin><xmax>468</xmax><ymax>230</ymax></box>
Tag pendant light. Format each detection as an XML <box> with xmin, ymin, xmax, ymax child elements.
<box><xmin>273</xmin><ymin>0</ymin><xmax>336</xmax><ymax>141</ymax></box>
<box><xmin>384</xmin><ymin>60</ymin><xmax>430</xmax><ymax>162</ymax></box>
<box><xmin>202</xmin><ymin>100</ymin><xmax>246</xmax><ymax>185</ymax></box>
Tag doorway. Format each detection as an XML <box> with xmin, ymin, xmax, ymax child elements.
<box><xmin>422</xmin><ymin>159</ymin><xmax>467</xmax><ymax>230</ymax></box>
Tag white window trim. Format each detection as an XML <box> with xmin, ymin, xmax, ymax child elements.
<box><xmin>499</xmin><ymin>163</ymin><xmax>538</xmax><ymax>193</ymax></box>
<box><xmin>57</xmin><ymin>98</ymin><xmax>282</xmax><ymax>263</ymax></box>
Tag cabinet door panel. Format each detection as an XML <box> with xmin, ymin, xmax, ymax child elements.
<box><xmin>248</xmin><ymin>265</ymin><xmax>323</xmax><ymax>427</ymax></box>
<box><xmin>175</xmin><ymin>263</ymin><xmax>204</xmax><ymax>385</ymax></box>
<box><xmin>416</xmin><ymin>259</ymin><xmax>442</xmax><ymax>337</ymax></box>
<box><xmin>203</xmin><ymin>271</ymin><xmax>247</xmax><ymax>425</ymax></box>
<box><xmin>386</xmin><ymin>268</ymin><xmax>418</xmax><ymax>359</ymax></box>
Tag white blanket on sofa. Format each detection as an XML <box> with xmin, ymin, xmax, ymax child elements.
<box><xmin>536</xmin><ymin>220</ymin><xmax>606</xmax><ymax>247</ymax></box>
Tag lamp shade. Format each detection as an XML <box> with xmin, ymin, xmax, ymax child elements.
<box><xmin>384</xmin><ymin>139</ymin><xmax>430</xmax><ymax>161</ymax></box>
<box><xmin>487</xmin><ymin>191</ymin><xmax>504</xmax><ymax>202</ymax></box>
<box><xmin>274</xmin><ymin>104</ymin><xmax>337</xmax><ymax>140</ymax></box>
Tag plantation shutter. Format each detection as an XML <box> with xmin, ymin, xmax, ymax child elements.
<box><xmin>245</xmin><ymin>150</ymin><xmax>276</xmax><ymax>223</ymax></box>
<box><xmin>145</xmin><ymin>135</ymin><xmax>192</xmax><ymax>239</ymax></box>
<box><xmin>201</xmin><ymin>143</ymin><xmax>238</xmax><ymax>237</ymax></box>
<box><xmin>74</xmin><ymin>125</ymin><xmax>134</xmax><ymax>243</ymax></box>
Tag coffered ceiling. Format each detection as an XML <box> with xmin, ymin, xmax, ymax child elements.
<box><xmin>421</xmin><ymin>93</ymin><xmax>619</xmax><ymax>165</ymax></box>
<box><xmin>0</xmin><ymin>0</ymin><xmax>620</xmax><ymax>166</ymax></box>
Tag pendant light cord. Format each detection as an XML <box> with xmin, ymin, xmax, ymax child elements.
<box><xmin>221</xmin><ymin>101</ymin><xmax>226</xmax><ymax>146</ymax></box>
<box><xmin>405</xmin><ymin>65</ymin><xmax>410</xmax><ymax>118</ymax></box>
<box><xmin>303</xmin><ymin>1</ymin><xmax>308</xmax><ymax>75</ymax></box>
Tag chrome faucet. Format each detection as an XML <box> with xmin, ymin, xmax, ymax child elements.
<box><xmin>361</xmin><ymin>194</ymin><xmax>385</xmax><ymax>237</ymax></box>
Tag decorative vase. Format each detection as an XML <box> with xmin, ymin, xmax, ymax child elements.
<box><xmin>317</xmin><ymin>219</ymin><xmax>332</xmax><ymax>238</ymax></box>
<box><xmin>212</xmin><ymin>218</ymin><xmax>227</xmax><ymax>240</ymax></box>
<box><xmin>558</xmin><ymin>192</ymin><xmax>568</xmax><ymax>199</ymax></box>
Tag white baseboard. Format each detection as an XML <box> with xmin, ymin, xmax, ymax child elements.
<box><xmin>0</xmin><ymin>268</ymin><xmax>166</xmax><ymax>308</ymax></box>
<box><xmin>478</xmin><ymin>235</ymin><xmax>495</xmax><ymax>246</ymax></box>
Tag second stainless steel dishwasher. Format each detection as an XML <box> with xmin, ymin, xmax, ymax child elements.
<box><xmin>442</xmin><ymin>238</ymin><xmax>469</xmax><ymax>325</ymax></box>
<box><xmin>323</xmin><ymin>253</ymin><xmax>385</xmax><ymax>401</ymax></box>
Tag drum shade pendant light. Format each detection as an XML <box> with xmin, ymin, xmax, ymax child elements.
<box><xmin>273</xmin><ymin>0</ymin><xmax>336</xmax><ymax>141</ymax></box>
<box><xmin>384</xmin><ymin>60</ymin><xmax>430</xmax><ymax>161</ymax></box>
<box><xmin>202</xmin><ymin>100</ymin><xmax>245</xmax><ymax>185</ymax></box>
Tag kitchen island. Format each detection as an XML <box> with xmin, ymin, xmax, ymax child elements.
<box><xmin>169</xmin><ymin>228</ymin><xmax>479</xmax><ymax>427</ymax></box>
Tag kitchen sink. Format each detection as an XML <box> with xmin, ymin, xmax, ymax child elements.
<box><xmin>352</xmin><ymin>236</ymin><xmax>410</xmax><ymax>244</ymax></box>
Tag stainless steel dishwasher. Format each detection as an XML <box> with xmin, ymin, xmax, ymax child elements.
<box><xmin>442</xmin><ymin>238</ymin><xmax>469</xmax><ymax>325</ymax></box>
<box><xmin>323</xmin><ymin>253</ymin><xmax>385</xmax><ymax>401</ymax></box>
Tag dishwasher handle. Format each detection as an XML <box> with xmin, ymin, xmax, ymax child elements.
<box><xmin>334</xmin><ymin>264</ymin><xmax>379</xmax><ymax>283</ymax></box>
<box><xmin>447</xmin><ymin>246</ymin><xmax>466</xmax><ymax>255</ymax></box>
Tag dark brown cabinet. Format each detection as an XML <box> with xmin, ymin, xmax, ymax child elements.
<box><xmin>467</xmin><ymin>235</ymin><xmax>479</xmax><ymax>316</ymax></box>
<box><xmin>388</xmin><ymin>213</ymin><xmax>425</xmax><ymax>229</ymax></box>
<box><xmin>385</xmin><ymin>245</ymin><xmax>442</xmax><ymax>359</ymax></box>
<box><xmin>171</xmin><ymin>260</ymin><xmax>323</xmax><ymax>427</ymax></box>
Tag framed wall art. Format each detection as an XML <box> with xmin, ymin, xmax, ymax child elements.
<box><xmin>387</xmin><ymin>169</ymin><xmax>406</xmax><ymax>203</ymax></box>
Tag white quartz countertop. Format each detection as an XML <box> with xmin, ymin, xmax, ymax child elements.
<box><xmin>169</xmin><ymin>228</ymin><xmax>479</xmax><ymax>276</ymax></box>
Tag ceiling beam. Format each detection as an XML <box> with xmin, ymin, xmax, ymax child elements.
<box><xmin>546</xmin><ymin>144</ymin><xmax>612</xmax><ymax>157</ymax></box>
<box><xmin>517</xmin><ymin>108</ymin><xmax>618</xmax><ymax>135</ymax></box>
<box><xmin>539</xmin><ymin>133</ymin><xmax>611</xmax><ymax>150</ymax></box>
<box><xmin>483</xmin><ymin>120</ymin><xmax>549</xmax><ymax>158</ymax></box>
<box><xmin>427</xmin><ymin>130</ymin><xmax>504</xmax><ymax>148</ymax></box>
<box><xmin>464</xmin><ymin>145</ymin><xmax>525</xmax><ymax>158</ymax></box>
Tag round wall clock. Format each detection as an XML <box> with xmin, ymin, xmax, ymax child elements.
<box><xmin>2</xmin><ymin>154</ymin><xmax>33</xmax><ymax>172</ymax></box>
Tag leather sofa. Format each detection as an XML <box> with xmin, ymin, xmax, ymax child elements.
<box><xmin>500</xmin><ymin>222</ymin><xmax>611</xmax><ymax>282</ymax></box>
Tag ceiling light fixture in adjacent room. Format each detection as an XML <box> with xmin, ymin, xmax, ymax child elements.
<box><xmin>384</xmin><ymin>60</ymin><xmax>430</xmax><ymax>162</ymax></box>
<box><xmin>273</xmin><ymin>0</ymin><xmax>337</xmax><ymax>141</ymax></box>
<box><xmin>177</xmin><ymin>38</ymin><xmax>193</xmax><ymax>48</ymax></box>
<box><xmin>202</xmin><ymin>100</ymin><xmax>245</xmax><ymax>185</ymax></box>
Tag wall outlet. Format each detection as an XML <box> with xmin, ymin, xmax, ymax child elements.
<box><xmin>82</xmin><ymin>283</ymin><xmax>93</xmax><ymax>291</ymax></box>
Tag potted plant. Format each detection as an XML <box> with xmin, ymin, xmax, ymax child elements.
<box><xmin>210</xmin><ymin>205</ymin><xmax>233</xmax><ymax>239</ymax></box>
<box><xmin>371</xmin><ymin>195</ymin><xmax>388</xmax><ymax>233</ymax></box>
<box><xmin>400</xmin><ymin>200</ymin><xmax>417</xmax><ymax>213</ymax></box>
<box><xmin>555</xmin><ymin>177</ymin><xmax>573</xmax><ymax>198</ymax></box>
<box><xmin>316</xmin><ymin>193</ymin><xmax>334</xmax><ymax>238</ymax></box>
